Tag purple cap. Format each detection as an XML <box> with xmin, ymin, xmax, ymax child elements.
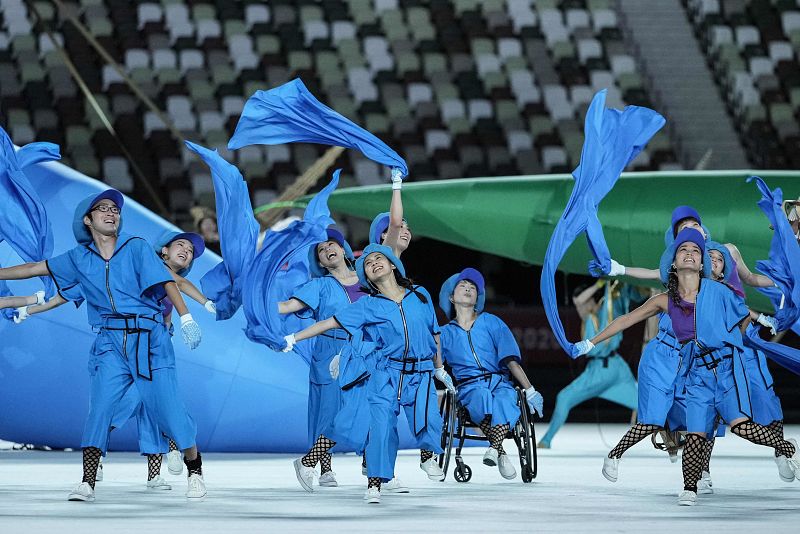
<box><xmin>670</xmin><ymin>205</ymin><xmax>701</xmax><ymax>236</ymax></box>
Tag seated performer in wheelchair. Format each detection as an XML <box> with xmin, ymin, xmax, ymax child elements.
<box><xmin>439</xmin><ymin>268</ymin><xmax>544</xmax><ymax>479</ymax></box>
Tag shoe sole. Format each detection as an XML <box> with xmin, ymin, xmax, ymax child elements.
<box><xmin>147</xmin><ymin>485</ymin><xmax>173</xmax><ymax>491</ymax></box>
<box><xmin>384</xmin><ymin>488</ymin><xmax>410</xmax><ymax>494</ymax></box>
<box><xmin>499</xmin><ymin>471</ymin><xmax>517</xmax><ymax>480</ymax></box>
<box><xmin>779</xmin><ymin>474</ymin><xmax>795</xmax><ymax>482</ymax></box>
<box><xmin>602</xmin><ymin>469</ymin><xmax>617</xmax><ymax>483</ymax></box>
<box><xmin>365</xmin><ymin>498</ymin><xmax>380</xmax><ymax>504</ymax></box>
<box><xmin>168</xmin><ymin>467</ymin><xmax>183</xmax><ymax>476</ymax></box>
<box><xmin>697</xmin><ymin>488</ymin><xmax>713</xmax><ymax>495</ymax></box>
<box><xmin>318</xmin><ymin>482</ymin><xmax>338</xmax><ymax>487</ymax></box>
<box><xmin>68</xmin><ymin>495</ymin><xmax>95</xmax><ymax>502</ymax></box>
<box><xmin>186</xmin><ymin>494</ymin><xmax>207</xmax><ymax>501</ymax></box>
<box><xmin>293</xmin><ymin>460</ymin><xmax>314</xmax><ymax>493</ymax></box>
<box><xmin>483</xmin><ymin>457</ymin><xmax>497</xmax><ymax>467</ymax></box>
<box><xmin>678</xmin><ymin>501</ymin><xmax>696</xmax><ymax>506</ymax></box>
<box><xmin>426</xmin><ymin>474</ymin><xmax>445</xmax><ymax>481</ymax></box>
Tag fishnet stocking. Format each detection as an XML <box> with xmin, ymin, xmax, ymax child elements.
<box><xmin>147</xmin><ymin>454</ymin><xmax>162</xmax><ymax>481</ymax></box>
<box><xmin>185</xmin><ymin>452</ymin><xmax>202</xmax><ymax>477</ymax></box>
<box><xmin>367</xmin><ymin>477</ymin><xmax>381</xmax><ymax>489</ymax></box>
<box><xmin>702</xmin><ymin>435</ymin><xmax>715</xmax><ymax>474</ymax></box>
<box><xmin>608</xmin><ymin>423</ymin><xmax>661</xmax><ymax>459</ymax></box>
<box><xmin>478</xmin><ymin>416</ymin><xmax>508</xmax><ymax>454</ymax></box>
<box><xmin>681</xmin><ymin>434</ymin><xmax>706</xmax><ymax>492</ymax></box>
<box><xmin>168</xmin><ymin>438</ymin><xmax>179</xmax><ymax>453</ymax></box>
<box><xmin>769</xmin><ymin>420</ymin><xmax>785</xmax><ymax>457</ymax></box>
<box><xmin>301</xmin><ymin>435</ymin><xmax>336</xmax><ymax>468</ymax></box>
<box><xmin>420</xmin><ymin>449</ymin><xmax>434</xmax><ymax>463</ymax></box>
<box><xmin>731</xmin><ymin>420</ymin><xmax>796</xmax><ymax>457</ymax></box>
<box><xmin>81</xmin><ymin>447</ymin><xmax>102</xmax><ymax>489</ymax></box>
<box><xmin>320</xmin><ymin>453</ymin><xmax>333</xmax><ymax>474</ymax></box>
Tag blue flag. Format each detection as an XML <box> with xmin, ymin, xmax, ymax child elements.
<box><xmin>228</xmin><ymin>78</ymin><xmax>408</xmax><ymax>176</ymax></box>
<box><xmin>186</xmin><ymin>141</ymin><xmax>260</xmax><ymax>319</ymax></box>
<box><xmin>241</xmin><ymin>170</ymin><xmax>339</xmax><ymax>354</ymax></box>
<box><xmin>539</xmin><ymin>90</ymin><xmax>665</xmax><ymax>357</ymax></box>
<box><xmin>0</xmin><ymin>127</ymin><xmax>61</xmax><ymax>313</ymax></box>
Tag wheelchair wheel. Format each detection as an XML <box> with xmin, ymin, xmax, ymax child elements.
<box><xmin>514</xmin><ymin>389</ymin><xmax>538</xmax><ymax>483</ymax></box>
<box><xmin>454</xmin><ymin>462</ymin><xmax>472</xmax><ymax>483</ymax></box>
<box><xmin>437</xmin><ymin>390</ymin><xmax>457</xmax><ymax>481</ymax></box>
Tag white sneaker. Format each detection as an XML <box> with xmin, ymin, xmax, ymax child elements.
<box><xmin>318</xmin><ymin>471</ymin><xmax>338</xmax><ymax>487</ymax></box>
<box><xmin>147</xmin><ymin>475</ymin><xmax>172</xmax><ymax>490</ymax></box>
<box><xmin>776</xmin><ymin>455</ymin><xmax>796</xmax><ymax>482</ymax></box>
<box><xmin>364</xmin><ymin>486</ymin><xmax>380</xmax><ymax>504</ymax></box>
<box><xmin>186</xmin><ymin>474</ymin><xmax>206</xmax><ymax>499</ymax></box>
<box><xmin>95</xmin><ymin>460</ymin><xmax>103</xmax><ymax>482</ymax></box>
<box><xmin>167</xmin><ymin>450</ymin><xmax>183</xmax><ymax>476</ymax></box>
<box><xmin>383</xmin><ymin>477</ymin><xmax>410</xmax><ymax>493</ymax></box>
<box><xmin>697</xmin><ymin>471</ymin><xmax>713</xmax><ymax>494</ymax></box>
<box><xmin>678</xmin><ymin>490</ymin><xmax>697</xmax><ymax>506</ymax></box>
<box><xmin>293</xmin><ymin>458</ymin><xmax>315</xmax><ymax>493</ymax></box>
<box><xmin>602</xmin><ymin>457</ymin><xmax>619</xmax><ymax>483</ymax></box>
<box><xmin>67</xmin><ymin>482</ymin><xmax>95</xmax><ymax>502</ymax></box>
<box><xmin>483</xmin><ymin>447</ymin><xmax>499</xmax><ymax>467</ymax></box>
<box><xmin>784</xmin><ymin>438</ymin><xmax>800</xmax><ymax>479</ymax></box>
<box><xmin>498</xmin><ymin>453</ymin><xmax>517</xmax><ymax>480</ymax></box>
<box><xmin>419</xmin><ymin>458</ymin><xmax>444</xmax><ymax>481</ymax></box>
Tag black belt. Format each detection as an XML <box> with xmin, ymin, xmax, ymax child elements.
<box><xmin>455</xmin><ymin>371</ymin><xmax>507</xmax><ymax>387</ymax></box>
<box><xmin>101</xmin><ymin>314</ymin><xmax>162</xmax><ymax>381</ymax></box>
<box><xmin>588</xmin><ymin>353</ymin><xmax>615</xmax><ymax>368</ymax></box>
<box><xmin>657</xmin><ymin>337</ymin><xmax>680</xmax><ymax>351</ymax></box>
<box><xmin>388</xmin><ymin>356</ymin><xmax>433</xmax><ymax>374</ymax></box>
<box><xmin>692</xmin><ymin>348</ymin><xmax>732</xmax><ymax>370</ymax></box>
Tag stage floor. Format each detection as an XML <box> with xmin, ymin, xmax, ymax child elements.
<box><xmin>1</xmin><ymin>423</ymin><xmax>798</xmax><ymax>532</ymax></box>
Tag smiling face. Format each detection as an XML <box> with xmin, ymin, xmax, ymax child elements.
<box><xmin>675</xmin><ymin>218</ymin><xmax>706</xmax><ymax>239</ymax></box>
<box><xmin>708</xmin><ymin>249</ymin><xmax>725</xmax><ymax>280</ymax></box>
<box><xmin>363</xmin><ymin>252</ymin><xmax>395</xmax><ymax>284</ymax></box>
<box><xmin>162</xmin><ymin>239</ymin><xmax>195</xmax><ymax>271</ymax></box>
<box><xmin>316</xmin><ymin>239</ymin><xmax>345</xmax><ymax>270</ymax></box>
<box><xmin>381</xmin><ymin>220</ymin><xmax>412</xmax><ymax>253</ymax></box>
<box><xmin>83</xmin><ymin>199</ymin><xmax>120</xmax><ymax>237</ymax></box>
<box><xmin>451</xmin><ymin>279</ymin><xmax>478</xmax><ymax>308</ymax></box>
<box><xmin>673</xmin><ymin>241</ymin><xmax>703</xmax><ymax>273</ymax></box>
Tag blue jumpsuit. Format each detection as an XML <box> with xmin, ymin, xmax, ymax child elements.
<box><xmin>637</xmin><ymin>314</ymin><xmax>683</xmax><ymax>426</ymax></box>
<box><xmin>440</xmin><ymin>313</ymin><xmax>522</xmax><ymax>429</ymax></box>
<box><xmin>540</xmin><ymin>287</ymin><xmax>638</xmax><ymax>446</ymax></box>
<box><xmin>679</xmin><ymin>280</ymin><xmax>752</xmax><ymax>437</ymax></box>
<box><xmin>291</xmin><ymin>274</ymin><xmax>366</xmax><ymax>446</ymax></box>
<box><xmin>47</xmin><ymin>234</ymin><xmax>197</xmax><ymax>453</ymax></box>
<box><xmin>334</xmin><ymin>285</ymin><xmax>443</xmax><ymax>481</ymax></box>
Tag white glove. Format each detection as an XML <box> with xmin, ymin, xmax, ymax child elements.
<box><xmin>282</xmin><ymin>333</ymin><xmax>296</xmax><ymax>353</ymax></box>
<box><xmin>434</xmin><ymin>366</ymin><xmax>456</xmax><ymax>393</ymax></box>
<box><xmin>34</xmin><ymin>290</ymin><xmax>45</xmax><ymax>305</ymax></box>
<box><xmin>391</xmin><ymin>167</ymin><xmax>403</xmax><ymax>190</ymax></box>
<box><xmin>180</xmin><ymin>313</ymin><xmax>202</xmax><ymax>350</ymax></box>
<box><xmin>13</xmin><ymin>306</ymin><xmax>29</xmax><ymax>324</ymax></box>
<box><xmin>525</xmin><ymin>386</ymin><xmax>544</xmax><ymax>417</ymax></box>
<box><xmin>608</xmin><ymin>259</ymin><xmax>626</xmax><ymax>277</ymax></box>
<box><xmin>204</xmin><ymin>300</ymin><xmax>217</xmax><ymax>314</ymax></box>
<box><xmin>329</xmin><ymin>353</ymin><xmax>340</xmax><ymax>379</ymax></box>
<box><xmin>756</xmin><ymin>313</ymin><xmax>778</xmax><ymax>335</ymax></box>
<box><xmin>573</xmin><ymin>339</ymin><xmax>595</xmax><ymax>357</ymax></box>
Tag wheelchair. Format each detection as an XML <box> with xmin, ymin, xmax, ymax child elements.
<box><xmin>437</xmin><ymin>383</ymin><xmax>538</xmax><ymax>483</ymax></box>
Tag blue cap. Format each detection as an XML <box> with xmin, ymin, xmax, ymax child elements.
<box><xmin>72</xmin><ymin>189</ymin><xmax>125</xmax><ymax>245</ymax></box>
<box><xmin>369</xmin><ymin>212</ymin><xmax>391</xmax><ymax>245</ymax></box>
<box><xmin>659</xmin><ymin>228</ymin><xmax>711</xmax><ymax>283</ymax></box>
<box><xmin>307</xmin><ymin>227</ymin><xmax>355</xmax><ymax>278</ymax></box>
<box><xmin>439</xmin><ymin>268</ymin><xmax>486</xmax><ymax>318</ymax></box>
<box><xmin>356</xmin><ymin>243</ymin><xmax>406</xmax><ymax>288</ymax></box>
<box><xmin>155</xmin><ymin>230</ymin><xmax>205</xmax><ymax>276</ymax></box>
<box><xmin>705</xmin><ymin>240</ymin><xmax>733</xmax><ymax>282</ymax></box>
<box><xmin>670</xmin><ymin>205</ymin><xmax>701</xmax><ymax>237</ymax></box>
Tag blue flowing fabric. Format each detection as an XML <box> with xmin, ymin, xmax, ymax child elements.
<box><xmin>241</xmin><ymin>170</ymin><xmax>339</xmax><ymax>354</ymax></box>
<box><xmin>0</xmin><ymin>127</ymin><xmax>61</xmax><ymax>315</ymax></box>
<box><xmin>227</xmin><ymin>78</ymin><xmax>408</xmax><ymax>176</ymax></box>
<box><xmin>748</xmin><ymin>176</ymin><xmax>800</xmax><ymax>331</ymax></box>
<box><xmin>539</xmin><ymin>90</ymin><xmax>665</xmax><ymax>357</ymax></box>
<box><xmin>186</xmin><ymin>141</ymin><xmax>260</xmax><ymax>319</ymax></box>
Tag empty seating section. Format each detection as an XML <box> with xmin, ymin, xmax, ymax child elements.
<box><xmin>0</xmin><ymin>0</ymin><xmax>679</xmax><ymax>223</ymax></box>
<box><xmin>685</xmin><ymin>0</ymin><xmax>800</xmax><ymax>168</ymax></box>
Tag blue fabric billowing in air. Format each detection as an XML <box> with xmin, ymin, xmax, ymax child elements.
<box><xmin>539</xmin><ymin>90</ymin><xmax>665</xmax><ymax>356</ymax></box>
<box><xmin>241</xmin><ymin>171</ymin><xmax>339</xmax><ymax>356</ymax></box>
<box><xmin>748</xmin><ymin>176</ymin><xmax>800</xmax><ymax>332</ymax></box>
<box><xmin>186</xmin><ymin>141</ymin><xmax>259</xmax><ymax>320</ymax></box>
<box><xmin>228</xmin><ymin>78</ymin><xmax>408</xmax><ymax>176</ymax></box>
<box><xmin>0</xmin><ymin>127</ymin><xmax>61</xmax><ymax>312</ymax></box>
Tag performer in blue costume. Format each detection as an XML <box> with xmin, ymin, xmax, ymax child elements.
<box><xmin>0</xmin><ymin>189</ymin><xmax>206</xmax><ymax>502</ymax></box>
<box><xmin>439</xmin><ymin>268</ymin><xmax>543</xmax><ymax>479</ymax></box>
<box><xmin>281</xmin><ymin>244</ymin><xmax>455</xmax><ymax>504</ymax></box>
<box><xmin>278</xmin><ymin>227</ymin><xmax>366</xmax><ymax>491</ymax></box>
<box><xmin>538</xmin><ymin>280</ymin><xmax>640</xmax><ymax>449</ymax></box>
<box><xmin>575</xmin><ymin>228</ymin><xmax>800</xmax><ymax>506</ymax></box>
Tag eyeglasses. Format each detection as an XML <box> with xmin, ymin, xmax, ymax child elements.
<box><xmin>91</xmin><ymin>205</ymin><xmax>120</xmax><ymax>214</ymax></box>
